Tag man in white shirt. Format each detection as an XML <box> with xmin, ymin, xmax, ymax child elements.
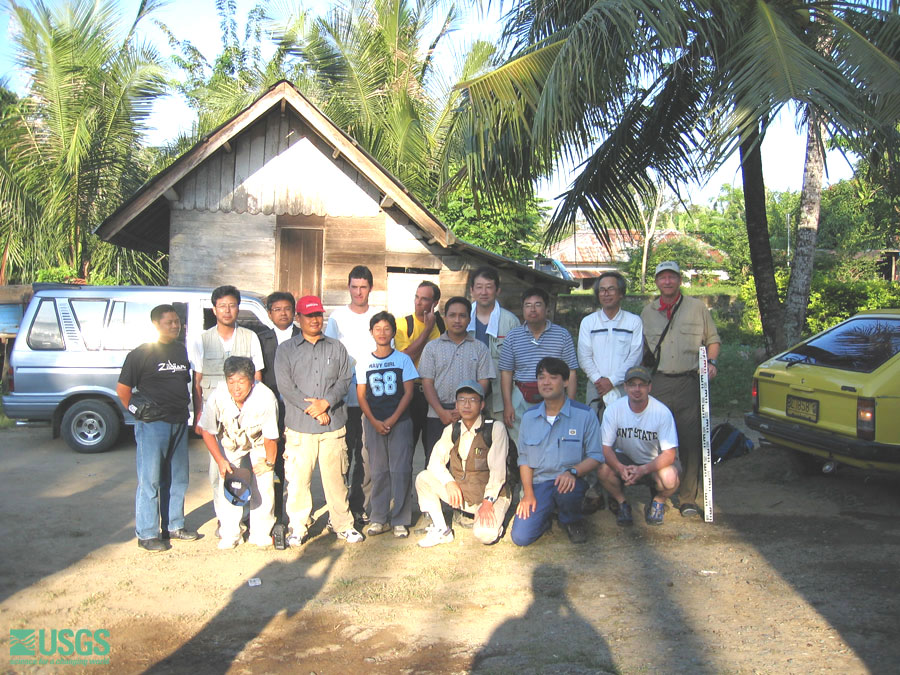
<box><xmin>188</xmin><ymin>285</ymin><xmax>264</xmax><ymax>534</ymax></box>
<box><xmin>596</xmin><ymin>366</ymin><xmax>681</xmax><ymax>527</ymax></box>
<box><xmin>577</xmin><ymin>272</ymin><xmax>643</xmax><ymax>416</ymax></box>
<box><xmin>324</xmin><ymin>266</ymin><xmax>380</xmax><ymax>521</ymax></box>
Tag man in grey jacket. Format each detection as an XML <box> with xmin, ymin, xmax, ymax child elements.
<box><xmin>275</xmin><ymin>295</ymin><xmax>363</xmax><ymax>546</ymax></box>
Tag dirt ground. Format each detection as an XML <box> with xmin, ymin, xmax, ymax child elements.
<box><xmin>1</xmin><ymin>416</ymin><xmax>899</xmax><ymax>674</ymax></box>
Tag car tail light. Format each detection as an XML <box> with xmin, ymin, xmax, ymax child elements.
<box><xmin>857</xmin><ymin>397</ymin><xmax>875</xmax><ymax>441</ymax></box>
<box><xmin>751</xmin><ymin>378</ymin><xmax>758</xmax><ymax>413</ymax></box>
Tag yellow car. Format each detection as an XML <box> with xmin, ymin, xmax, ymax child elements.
<box><xmin>745</xmin><ymin>309</ymin><xmax>900</xmax><ymax>473</ymax></box>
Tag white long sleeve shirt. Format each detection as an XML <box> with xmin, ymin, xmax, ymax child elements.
<box><xmin>577</xmin><ymin>308</ymin><xmax>644</xmax><ymax>405</ymax></box>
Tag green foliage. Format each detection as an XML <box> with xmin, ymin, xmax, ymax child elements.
<box><xmin>35</xmin><ymin>266</ymin><xmax>80</xmax><ymax>283</ymax></box>
<box><xmin>438</xmin><ymin>184</ymin><xmax>545</xmax><ymax>259</ymax></box>
<box><xmin>818</xmin><ymin>177</ymin><xmax>900</xmax><ymax>255</ymax></box>
<box><xmin>0</xmin><ymin>0</ymin><xmax>168</xmax><ymax>285</ymax></box>
<box><xmin>805</xmin><ymin>277</ymin><xmax>900</xmax><ymax>335</ymax></box>
<box><xmin>623</xmin><ymin>238</ymin><xmax>719</xmax><ymax>286</ymax></box>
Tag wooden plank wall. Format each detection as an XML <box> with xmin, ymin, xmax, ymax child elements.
<box><xmin>169</xmin><ymin>210</ymin><xmax>276</xmax><ymax>293</ymax></box>
<box><xmin>172</xmin><ymin>109</ymin><xmax>381</xmax><ymax>219</ymax></box>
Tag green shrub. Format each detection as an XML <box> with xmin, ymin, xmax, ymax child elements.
<box><xmin>35</xmin><ymin>265</ymin><xmax>80</xmax><ymax>283</ymax></box>
<box><xmin>806</xmin><ymin>276</ymin><xmax>900</xmax><ymax>333</ymax></box>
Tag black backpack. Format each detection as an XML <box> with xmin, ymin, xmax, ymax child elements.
<box><xmin>710</xmin><ymin>423</ymin><xmax>754</xmax><ymax>464</ymax></box>
<box><xmin>405</xmin><ymin>313</ymin><xmax>445</xmax><ymax>336</ymax></box>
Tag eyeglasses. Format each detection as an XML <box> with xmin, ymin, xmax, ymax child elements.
<box><xmin>215</xmin><ymin>303</ymin><xmax>239</xmax><ymax>310</ymax></box>
<box><xmin>456</xmin><ymin>396</ymin><xmax>480</xmax><ymax>406</ymax></box>
<box><xmin>597</xmin><ymin>287</ymin><xmax>619</xmax><ymax>295</ymax></box>
<box><xmin>523</xmin><ymin>302</ymin><xmax>545</xmax><ymax>310</ymax></box>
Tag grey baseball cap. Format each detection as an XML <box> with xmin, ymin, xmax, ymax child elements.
<box><xmin>655</xmin><ymin>260</ymin><xmax>681</xmax><ymax>276</ymax></box>
<box><xmin>455</xmin><ymin>380</ymin><xmax>485</xmax><ymax>399</ymax></box>
<box><xmin>624</xmin><ymin>365</ymin><xmax>653</xmax><ymax>383</ymax></box>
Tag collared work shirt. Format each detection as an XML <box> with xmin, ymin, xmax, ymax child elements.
<box><xmin>274</xmin><ymin>334</ymin><xmax>352</xmax><ymax>433</ymax></box>
<box><xmin>641</xmin><ymin>295</ymin><xmax>721</xmax><ymax>374</ymax></box>
<box><xmin>518</xmin><ymin>398</ymin><xmax>604</xmax><ymax>484</ymax></box>
<box><xmin>577</xmin><ymin>309</ymin><xmax>643</xmax><ymax>397</ymax></box>
<box><xmin>426</xmin><ymin>415</ymin><xmax>509</xmax><ymax>502</ymax></box>
<box><xmin>418</xmin><ymin>333</ymin><xmax>495</xmax><ymax>418</ymax></box>
<box><xmin>199</xmin><ymin>381</ymin><xmax>280</xmax><ymax>455</ymax></box>
<box><xmin>499</xmin><ymin>321</ymin><xmax>578</xmax><ymax>382</ymax></box>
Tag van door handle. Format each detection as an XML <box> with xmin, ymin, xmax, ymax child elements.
<box><xmin>789</xmin><ymin>384</ymin><xmax>816</xmax><ymax>392</ymax></box>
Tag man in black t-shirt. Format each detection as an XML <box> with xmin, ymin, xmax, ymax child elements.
<box><xmin>117</xmin><ymin>304</ymin><xmax>199</xmax><ymax>552</ymax></box>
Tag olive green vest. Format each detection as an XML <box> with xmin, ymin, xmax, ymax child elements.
<box><xmin>200</xmin><ymin>326</ymin><xmax>254</xmax><ymax>399</ymax></box>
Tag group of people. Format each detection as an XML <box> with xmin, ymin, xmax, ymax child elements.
<box><xmin>118</xmin><ymin>260</ymin><xmax>719</xmax><ymax>552</ymax></box>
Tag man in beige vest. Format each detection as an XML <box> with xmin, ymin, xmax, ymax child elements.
<box><xmin>415</xmin><ymin>380</ymin><xmax>510</xmax><ymax>547</ymax></box>
<box><xmin>188</xmin><ymin>285</ymin><xmax>264</xmax><ymax>537</ymax></box>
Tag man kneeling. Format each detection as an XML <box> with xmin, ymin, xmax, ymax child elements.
<box><xmin>597</xmin><ymin>366</ymin><xmax>681</xmax><ymax>527</ymax></box>
<box><xmin>415</xmin><ymin>381</ymin><xmax>510</xmax><ymax>547</ymax></box>
<box><xmin>199</xmin><ymin>356</ymin><xmax>279</xmax><ymax>548</ymax></box>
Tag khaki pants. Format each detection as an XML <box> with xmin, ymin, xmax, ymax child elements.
<box><xmin>415</xmin><ymin>470</ymin><xmax>510</xmax><ymax>545</ymax></box>
<box><xmin>283</xmin><ymin>426</ymin><xmax>353</xmax><ymax>536</ymax></box>
<box><xmin>216</xmin><ymin>444</ymin><xmax>276</xmax><ymax>546</ymax></box>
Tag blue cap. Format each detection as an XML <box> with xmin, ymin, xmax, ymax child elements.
<box><xmin>455</xmin><ymin>380</ymin><xmax>485</xmax><ymax>399</ymax></box>
<box><xmin>223</xmin><ymin>468</ymin><xmax>253</xmax><ymax>506</ymax></box>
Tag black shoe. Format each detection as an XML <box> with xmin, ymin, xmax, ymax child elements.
<box><xmin>565</xmin><ymin>521</ymin><xmax>587</xmax><ymax>544</ymax></box>
<box><xmin>138</xmin><ymin>538</ymin><xmax>169</xmax><ymax>552</ymax></box>
<box><xmin>679</xmin><ymin>503</ymin><xmax>700</xmax><ymax>518</ymax></box>
<box><xmin>165</xmin><ymin>528</ymin><xmax>200</xmax><ymax>541</ymax></box>
<box><xmin>452</xmin><ymin>510</ymin><xmax>474</xmax><ymax>529</ymax></box>
<box><xmin>582</xmin><ymin>492</ymin><xmax>605</xmax><ymax>515</ymax></box>
<box><xmin>608</xmin><ymin>499</ymin><xmax>620</xmax><ymax>515</ymax></box>
<box><xmin>616</xmin><ymin>502</ymin><xmax>633</xmax><ymax>527</ymax></box>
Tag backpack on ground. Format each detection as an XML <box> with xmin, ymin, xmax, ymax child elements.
<box><xmin>710</xmin><ymin>422</ymin><xmax>753</xmax><ymax>464</ymax></box>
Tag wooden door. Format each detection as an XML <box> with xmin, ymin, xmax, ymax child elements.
<box><xmin>278</xmin><ymin>228</ymin><xmax>323</xmax><ymax>298</ymax></box>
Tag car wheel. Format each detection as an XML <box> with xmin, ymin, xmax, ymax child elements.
<box><xmin>61</xmin><ymin>399</ymin><xmax>121</xmax><ymax>453</ymax></box>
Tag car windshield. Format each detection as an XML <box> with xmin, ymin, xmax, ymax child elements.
<box><xmin>779</xmin><ymin>317</ymin><xmax>900</xmax><ymax>373</ymax></box>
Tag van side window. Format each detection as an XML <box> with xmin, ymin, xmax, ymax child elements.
<box><xmin>238</xmin><ymin>308</ymin><xmax>267</xmax><ymax>335</ymax></box>
<box><xmin>69</xmin><ymin>300</ymin><xmax>108</xmax><ymax>350</ymax></box>
<box><xmin>104</xmin><ymin>301</ymin><xmax>157</xmax><ymax>350</ymax></box>
<box><xmin>27</xmin><ymin>299</ymin><xmax>65</xmax><ymax>350</ymax></box>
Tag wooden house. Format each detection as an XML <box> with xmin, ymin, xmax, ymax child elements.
<box><xmin>96</xmin><ymin>81</ymin><xmax>575</xmax><ymax>317</ymax></box>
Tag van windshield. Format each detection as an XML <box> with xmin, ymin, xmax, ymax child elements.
<box><xmin>779</xmin><ymin>317</ymin><xmax>900</xmax><ymax>373</ymax></box>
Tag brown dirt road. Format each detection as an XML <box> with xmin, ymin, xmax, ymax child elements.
<box><xmin>1</xmin><ymin>419</ymin><xmax>899</xmax><ymax>674</ymax></box>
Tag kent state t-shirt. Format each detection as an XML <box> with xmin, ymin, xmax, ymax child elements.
<box><xmin>355</xmin><ymin>349</ymin><xmax>418</xmax><ymax>421</ymax></box>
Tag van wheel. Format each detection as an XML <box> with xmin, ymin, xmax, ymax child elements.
<box><xmin>61</xmin><ymin>399</ymin><xmax>121</xmax><ymax>453</ymax></box>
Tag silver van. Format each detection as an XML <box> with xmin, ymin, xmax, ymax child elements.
<box><xmin>2</xmin><ymin>285</ymin><xmax>273</xmax><ymax>453</ymax></box>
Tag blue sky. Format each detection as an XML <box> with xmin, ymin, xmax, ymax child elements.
<box><xmin>1</xmin><ymin>0</ymin><xmax>855</xmax><ymax>208</ymax></box>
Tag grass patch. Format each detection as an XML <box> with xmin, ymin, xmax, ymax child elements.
<box><xmin>0</xmin><ymin>410</ymin><xmax>14</xmax><ymax>430</ymax></box>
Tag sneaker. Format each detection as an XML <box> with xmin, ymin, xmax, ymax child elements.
<box><xmin>616</xmin><ymin>501</ymin><xmax>633</xmax><ymax>527</ymax></box>
<box><xmin>646</xmin><ymin>500</ymin><xmax>665</xmax><ymax>526</ymax></box>
<box><xmin>392</xmin><ymin>525</ymin><xmax>409</xmax><ymax>538</ymax></box>
<box><xmin>137</xmin><ymin>538</ymin><xmax>169</xmax><ymax>552</ymax></box>
<box><xmin>336</xmin><ymin>528</ymin><xmax>364</xmax><ymax>543</ymax></box>
<box><xmin>366</xmin><ymin>522</ymin><xmax>390</xmax><ymax>536</ymax></box>
<box><xmin>165</xmin><ymin>528</ymin><xmax>200</xmax><ymax>541</ymax></box>
<box><xmin>217</xmin><ymin>537</ymin><xmax>240</xmax><ymax>550</ymax></box>
<box><xmin>565</xmin><ymin>520</ymin><xmax>587</xmax><ymax>544</ymax></box>
<box><xmin>287</xmin><ymin>529</ymin><xmax>307</xmax><ymax>547</ymax></box>
<box><xmin>417</xmin><ymin>526</ymin><xmax>454</xmax><ymax>548</ymax></box>
<box><xmin>679</xmin><ymin>503</ymin><xmax>700</xmax><ymax>518</ymax></box>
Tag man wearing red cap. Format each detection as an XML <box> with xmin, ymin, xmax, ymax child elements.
<box><xmin>274</xmin><ymin>295</ymin><xmax>363</xmax><ymax>545</ymax></box>
<box><xmin>641</xmin><ymin>261</ymin><xmax>720</xmax><ymax>519</ymax></box>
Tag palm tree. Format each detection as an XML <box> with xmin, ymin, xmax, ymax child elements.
<box><xmin>0</xmin><ymin>0</ymin><xmax>168</xmax><ymax>284</ymax></box>
<box><xmin>459</xmin><ymin>1</ymin><xmax>900</xmax><ymax>353</ymax></box>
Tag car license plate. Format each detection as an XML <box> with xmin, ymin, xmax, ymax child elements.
<box><xmin>786</xmin><ymin>395</ymin><xmax>819</xmax><ymax>423</ymax></box>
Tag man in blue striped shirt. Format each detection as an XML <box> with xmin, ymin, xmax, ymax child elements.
<box><xmin>499</xmin><ymin>287</ymin><xmax>578</xmax><ymax>443</ymax></box>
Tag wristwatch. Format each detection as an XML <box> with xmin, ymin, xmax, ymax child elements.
<box><xmin>484</xmin><ymin>496</ymin><xmax>496</xmax><ymax>504</ymax></box>
<box><xmin>265</xmin><ymin>460</ymin><xmax>275</xmax><ymax>468</ymax></box>
<box><xmin>708</xmin><ymin>359</ymin><xmax>719</xmax><ymax>367</ymax></box>
<box><xmin>568</xmin><ymin>467</ymin><xmax>578</xmax><ymax>477</ymax></box>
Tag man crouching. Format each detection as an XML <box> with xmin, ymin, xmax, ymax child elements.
<box><xmin>199</xmin><ymin>356</ymin><xmax>278</xmax><ymax>548</ymax></box>
<box><xmin>415</xmin><ymin>380</ymin><xmax>510</xmax><ymax>547</ymax></box>
<box><xmin>596</xmin><ymin>366</ymin><xmax>681</xmax><ymax>527</ymax></box>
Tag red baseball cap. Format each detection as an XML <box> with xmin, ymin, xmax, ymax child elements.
<box><xmin>297</xmin><ymin>295</ymin><xmax>325</xmax><ymax>315</ymax></box>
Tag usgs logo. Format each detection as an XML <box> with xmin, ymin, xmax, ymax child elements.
<box><xmin>9</xmin><ymin>628</ymin><xmax>110</xmax><ymax>657</ymax></box>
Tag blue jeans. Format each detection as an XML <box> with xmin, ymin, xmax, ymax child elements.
<box><xmin>135</xmin><ymin>420</ymin><xmax>189</xmax><ymax>540</ymax></box>
<box><xmin>511</xmin><ymin>477</ymin><xmax>587</xmax><ymax>547</ymax></box>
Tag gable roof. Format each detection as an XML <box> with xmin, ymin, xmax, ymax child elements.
<box><xmin>96</xmin><ymin>80</ymin><xmax>575</xmax><ymax>290</ymax></box>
